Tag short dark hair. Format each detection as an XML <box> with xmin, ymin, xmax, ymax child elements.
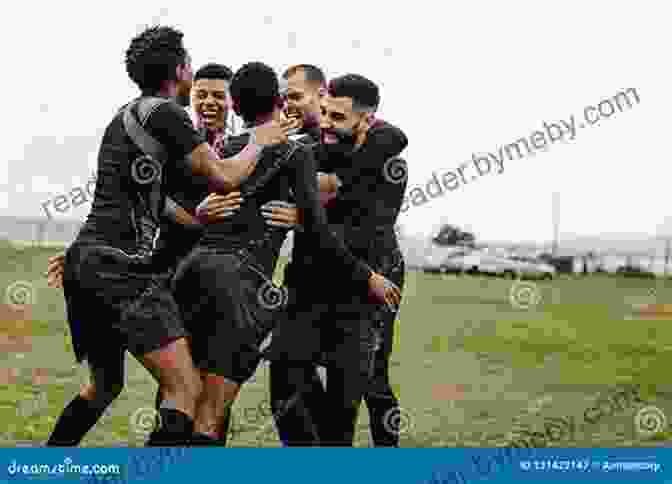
<box><xmin>282</xmin><ymin>64</ymin><xmax>326</xmax><ymax>86</ymax></box>
<box><xmin>125</xmin><ymin>26</ymin><xmax>188</xmax><ymax>93</ymax></box>
<box><xmin>328</xmin><ymin>74</ymin><xmax>379</xmax><ymax>112</ymax></box>
<box><xmin>195</xmin><ymin>63</ymin><xmax>233</xmax><ymax>82</ymax></box>
<box><xmin>230</xmin><ymin>62</ymin><xmax>279</xmax><ymax>123</ymax></box>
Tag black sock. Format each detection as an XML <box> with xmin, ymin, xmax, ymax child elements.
<box><xmin>147</xmin><ymin>409</ymin><xmax>194</xmax><ymax>446</ymax></box>
<box><xmin>270</xmin><ymin>363</ymin><xmax>321</xmax><ymax>446</ymax></box>
<box><xmin>366</xmin><ymin>396</ymin><xmax>399</xmax><ymax>447</ymax></box>
<box><xmin>189</xmin><ymin>432</ymin><xmax>218</xmax><ymax>446</ymax></box>
<box><xmin>47</xmin><ymin>395</ymin><xmax>108</xmax><ymax>446</ymax></box>
<box><xmin>303</xmin><ymin>370</ymin><xmax>327</xmax><ymax>434</ymax></box>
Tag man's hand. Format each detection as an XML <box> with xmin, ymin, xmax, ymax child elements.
<box><xmin>253</xmin><ymin>120</ymin><xmax>288</xmax><ymax>146</ymax></box>
<box><xmin>195</xmin><ymin>192</ymin><xmax>243</xmax><ymax>224</ymax></box>
<box><xmin>46</xmin><ymin>253</ymin><xmax>65</xmax><ymax>289</ymax></box>
<box><xmin>367</xmin><ymin>272</ymin><xmax>401</xmax><ymax>311</ymax></box>
<box><xmin>354</xmin><ymin>115</ymin><xmax>374</xmax><ymax>151</ymax></box>
<box><xmin>260</xmin><ymin>200</ymin><xmax>302</xmax><ymax>229</ymax></box>
<box><xmin>281</xmin><ymin>113</ymin><xmax>303</xmax><ymax>135</ymax></box>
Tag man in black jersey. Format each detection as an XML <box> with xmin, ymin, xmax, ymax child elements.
<box><xmin>317</xmin><ymin>75</ymin><xmax>407</xmax><ymax>446</ymax></box>
<box><xmin>46</xmin><ymin>27</ymin><xmax>287</xmax><ymax>447</ymax></box>
<box><xmin>46</xmin><ymin>60</ymin><xmax>295</xmax><ymax>447</ymax></box>
<box><xmin>267</xmin><ymin>73</ymin><xmax>407</xmax><ymax>446</ymax></box>
<box><xmin>156</xmin><ymin>62</ymin><xmax>238</xmax><ymax>271</ymax></box>
<box><xmin>172</xmin><ymin>62</ymin><xmax>400</xmax><ymax>445</ymax></box>
<box><xmin>47</xmin><ymin>63</ymin><xmax>240</xmax><ymax>288</ymax></box>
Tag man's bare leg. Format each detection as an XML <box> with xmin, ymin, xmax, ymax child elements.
<box><xmin>138</xmin><ymin>338</ymin><xmax>202</xmax><ymax>445</ymax></box>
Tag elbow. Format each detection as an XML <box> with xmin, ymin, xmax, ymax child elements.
<box><xmin>395</xmin><ymin>128</ymin><xmax>409</xmax><ymax>152</ymax></box>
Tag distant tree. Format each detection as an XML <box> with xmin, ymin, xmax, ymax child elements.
<box><xmin>432</xmin><ymin>224</ymin><xmax>475</xmax><ymax>247</ymax></box>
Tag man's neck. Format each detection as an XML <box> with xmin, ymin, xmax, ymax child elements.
<box><xmin>244</xmin><ymin>112</ymin><xmax>274</xmax><ymax>129</ymax></box>
<box><xmin>143</xmin><ymin>84</ymin><xmax>176</xmax><ymax>99</ymax></box>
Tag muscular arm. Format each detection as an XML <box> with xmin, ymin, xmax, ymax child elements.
<box><xmin>290</xmin><ymin>148</ymin><xmax>372</xmax><ymax>287</ymax></box>
<box><xmin>146</xmin><ymin>102</ymin><xmax>282</xmax><ymax>193</ymax></box>
<box><xmin>164</xmin><ymin>196</ymin><xmax>202</xmax><ymax>228</ymax></box>
<box><xmin>317</xmin><ymin>172</ymin><xmax>340</xmax><ymax>207</ymax></box>
<box><xmin>317</xmin><ymin>172</ymin><xmax>340</xmax><ymax>194</ymax></box>
<box><xmin>337</xmin><ymin>122</ymin><xmax>408</xmax><ymax>187</ymax></box>
<box><xmin>187</xmin><ymin>142</ymin><xmax>261</xmax><ymax>193</ymax></box>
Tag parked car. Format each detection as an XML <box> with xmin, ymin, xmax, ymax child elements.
<box><xmin>507</xmin><ymin>256</ymin><xmax>557</xmax><ymax>279</ymax></box>
<box><xmin>422</xmin><ymin>249</ymin><xmax>477</xmax><ymax>274</ymax></box>
<box><xmin>451</xmin><ymin>253</ymin><xmax>555</xmax><ymax>279</ymax></box>
<box><xmin>423</xmin><ymin>250</ymin><xmax>556</xmax><ymax>279</ymax></box>
<box><xmin>616</xmin><ymin>265</ymin><xmax>655</xmax><ymax>279</ymax></box>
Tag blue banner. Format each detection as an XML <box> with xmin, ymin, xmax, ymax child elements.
<box><xmin>0</xmin><ymin>448</ymin><xmax>670</xmax><ymax>483</ymax></box>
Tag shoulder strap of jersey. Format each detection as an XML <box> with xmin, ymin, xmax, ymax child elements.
<box><xmin>122</xmin><ymin>97</ymin><xmax>173</xmax><ymax>229</ymax></box>
<box><xmin>122</xmin><ymin>97</ymin><xmax>172</xmax><ymax>163</ymax></box>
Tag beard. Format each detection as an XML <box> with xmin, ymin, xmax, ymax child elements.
<box><xmin>322</xmin><ymin>126</ymin><xmax>358</xmax><ymax>156</ymax></box>
<box><xmin>301</xmin><ymin>110</ymin><xmax>321</xmax><ymax>131</ymax></box>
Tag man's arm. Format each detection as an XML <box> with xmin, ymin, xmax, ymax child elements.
<box><xmin>46</xmin><ymin>253</ymin><xmax>66</xmax><ymax>288</ymax></box>
<box><xmin>336</xmin><ymin>122</ymin><xmax>408</xmax><ymax>187</ymax></box>
<box><xmin>163</xmin><ymin>197</ymin><xmax>202</xmax><ymax>228</ymax></box>
<box><xmin>145</xmin><ymin>102</ymin><xmax>286</xmax><ymax>193</ymax></box>
<box><xmin>317</xmin><ymin>172</ymin><xmax>341</xmax><ymax>193</ymax></box>
<box><xmin>290</xmin><ymin>148</ymin><xmax>400</xmax><ymax>306</ymax></box>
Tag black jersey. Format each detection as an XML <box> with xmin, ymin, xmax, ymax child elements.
<box><xmin>198</xmin><ymin>133</ymin><xmax>372</xmax><ymax>285</ymax></box>
<box><xmin>77</xmin><ymin>97</ymin><xmax>204</xmax><ymax>263</ymax></box>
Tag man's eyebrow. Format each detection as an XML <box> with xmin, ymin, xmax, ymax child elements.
<box><xmin>194</xmin><ymin>87</ymin><xmax>228</xmax><ymax>93</ymax></box>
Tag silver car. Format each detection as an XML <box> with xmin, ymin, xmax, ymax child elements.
<box><xmin>492</xmin><ymin>256</ymin><xmax>556</xmax><ymax>279</ymax></box>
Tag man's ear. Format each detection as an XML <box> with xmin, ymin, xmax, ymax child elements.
<box><xmin>176</xmin><ymin>63</ymin><xmax>189</xmax><ymax>81</ymax></box>
<box><xmin>231</xmin><ymin>98</ymin><xmax>241</xmax><ymax>116</ymax></box>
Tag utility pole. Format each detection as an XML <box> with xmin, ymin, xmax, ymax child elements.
<box><xmin>552</xmin><ymin>191</ymin><xmax>559</xmax><ymax>256</ymax></box>
<box><xmin>657</xmin><ymin>216</ymin><xmax>672</xmax><ymax>279</ymax></box>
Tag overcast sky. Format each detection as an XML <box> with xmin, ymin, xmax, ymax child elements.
<box><xmin>1</xmin><ymin>0</ymin><xmax>669</xmax><ymax>243</ymax></box>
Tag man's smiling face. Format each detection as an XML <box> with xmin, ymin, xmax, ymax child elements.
<box><xmin>191</xmin><ymin>78</ymin><xmax>230</xmax><ymax>131</ymax></box>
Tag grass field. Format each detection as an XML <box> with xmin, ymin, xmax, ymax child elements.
<box><xmin>2</xmin><ymin>241</ymin><xmax>672</xmax><ymax>447</ymax></box>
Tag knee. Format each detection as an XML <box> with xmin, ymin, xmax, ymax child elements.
<box><xmin>178</xmin><ymin>373</ymin><xmax>202</xmax><ymax>402</ymax></box>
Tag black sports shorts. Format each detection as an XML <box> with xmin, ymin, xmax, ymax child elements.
<box><xmin>62</xmin><ymin>242</ymin><xmax>187</xmax><ymax>363</ymax></box>
<box><xmin>172</xmin><ymin>246</ymin><xmax>282</xmax><ymax>384</ymax></box>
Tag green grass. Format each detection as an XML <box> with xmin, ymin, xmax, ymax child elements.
<box><xmin>1</xmin><ymin>242</ymin><xmax>672</xmax><ymax>447</ymax></box>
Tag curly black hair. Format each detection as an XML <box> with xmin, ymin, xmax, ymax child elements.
<box><xmin>230</xmin><ymin>62</ymin><xmax>280</xmax><ymax>123</ymax></box>
<box><xmin>195</xmin><ymin>63</ymin><xmax>233</xmax><ymax>82</ymax></box>
<box><xmin>328</xmin><ymin>74</ymin><xmax>379</xmax><ymax>112</ymax></box>
<box><xmin>125</xmin><ymin>26</ymin><xmax>188</xmax><ymax>93</ymax></box>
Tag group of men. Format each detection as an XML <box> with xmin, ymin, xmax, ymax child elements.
<box><xmin>44</xmin><ymin>25</ymin><xmax>408</xmax><ymax>447</ymax></box>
